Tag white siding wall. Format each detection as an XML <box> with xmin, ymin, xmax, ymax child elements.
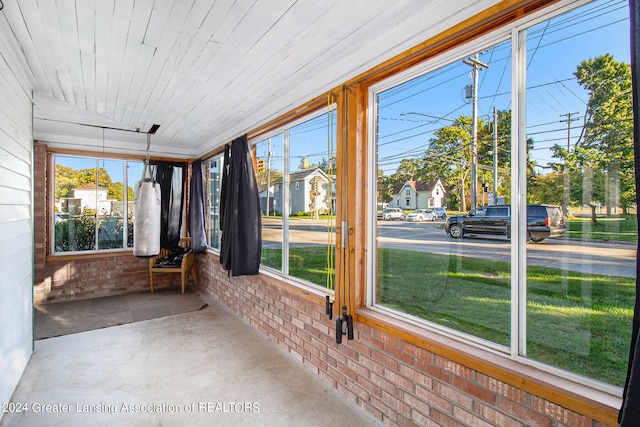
<box><xmin>0</xmin><ymin>17</ymin><xmax>34</xmax><ymax>417</ymax></box>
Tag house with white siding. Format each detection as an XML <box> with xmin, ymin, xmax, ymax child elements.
<box><xmin>390</xmin><ymin>179</ymin><xmax>446</xmax><ymax>210</ymax></box>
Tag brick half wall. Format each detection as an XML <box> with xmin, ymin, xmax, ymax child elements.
<box><xmin>197</xmin><ymin>251</ymin><xmax>616</xmax><ymax>427</ymax></box>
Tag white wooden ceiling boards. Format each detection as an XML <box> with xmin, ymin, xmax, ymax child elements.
<box><xmin>1</xmin><ymin>0</ymin><xmax>499</xmax><ymax>158</ymax></box>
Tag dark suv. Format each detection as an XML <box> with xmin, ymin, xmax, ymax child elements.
<box><xmin>445</xmin><ymin>204</ymin><xmax>566</xmax><ymax>242</ymax></box>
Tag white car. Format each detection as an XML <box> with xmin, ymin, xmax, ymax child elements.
<box><xmin>432</xmin><ymin>207</ymin><xmax>447</xmax><ymax>219</ymax></box>
<box><xmin>405</xmin><ymin>209</ymin><xmax>435</xmax><ymax>222</ymax></box>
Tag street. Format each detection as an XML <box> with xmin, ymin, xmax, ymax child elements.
<box><xmin>262</xmin><ymin>217</ymin><xmax>636</xmax><ymax>278</ymax></box>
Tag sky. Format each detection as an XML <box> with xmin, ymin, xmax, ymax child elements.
<box><xmin>374</xmin><ymin>0</ymin><xmax>630</xmax><ymax>176</ymax></box>
<box><xmin>55</xmin><ymin>155</ymin><xmax>145</xmax><ymax>189</ymax></box>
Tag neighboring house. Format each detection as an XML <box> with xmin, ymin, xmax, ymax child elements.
<box><xmin>258</xmin><ymin>183</ymin><xmax>276</xmax><ymax>215</ymax></box>
<box><xmin>390</xmin><ymin>179</ymin><xmax>446</xmax><ymax>210</ymax></box>
<box><xmin>59</xmin><ymin>184</ymin><xmax>117</xmax><ymax>215</ymax></box>
<box><xmin>265</xmin><ymin>168</ymin><xmax>335</xmax><ymax>216</ymax></box>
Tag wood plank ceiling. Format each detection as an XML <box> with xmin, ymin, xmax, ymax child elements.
<box><xmin>1</xmin><ymin>0</ymin><xmax>499</xmax><ymax>158</ymax></box>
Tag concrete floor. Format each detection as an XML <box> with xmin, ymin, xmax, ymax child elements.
<box><xmin>1</xmin><ymin>293</ymin><xmax>381</xmax><ymax>427</ymax></box>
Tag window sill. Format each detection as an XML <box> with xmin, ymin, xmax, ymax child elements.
<box><xmin>47</xmin><ymin>249</ymin><xmax>134</xmax><ymax>262</ymax></box>
<box><xmin>355</xmin><ymin>307</ymin><xmax>621</xmax><ymax>426</ymax></box>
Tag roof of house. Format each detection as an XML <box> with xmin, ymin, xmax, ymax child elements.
<box><xmin>270</xmin><ymin>168</ymin><xmax>331</xmax><ymax>185</ymax></box>
<box><xmin>392</xmin><ymin>180</ymin><xmax>443</xmax><ymax>195</ymax></box>
<box><xmin>74</xmin><ymin>184</ymin><xmax>108</xmax><ymax>191</ymax></box>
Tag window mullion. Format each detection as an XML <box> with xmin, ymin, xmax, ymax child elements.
<box><xmin>123</xmin><ymin>161</ymin><xmax>129</xmax><ymax>248</ymax></box>
<box><xmin>511</xmin><ymin>26</ymin><xmax>528</xmax><ymax>359</ymax></box>
<box><xmin>282</xmin><ymin>128</ymin><xmax>290</xmax><ymax>275</ymax></box>
<box><xmin>95</xmin><ymin>159</ymin><xmax>100</xmax><ymax>250</ymax></box>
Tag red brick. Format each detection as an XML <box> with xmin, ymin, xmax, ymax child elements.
<box><xmin>372</xmin><ymin>349</ymin><xmax>399</xmax><ymax>372</ymax></box>
<box><xmin>430</xmin><ymin>408</ymin><xmax>466</xmax><ymax>427</ymax></box>
<box><xmin>451</xmin><ymin>376</ymin><xmax>497</xmax><ymax>404</ymax></box>
<box><xmin>416</xmin><ymin>358</ymin><xmax>451</xmax><ymax>383</ymax></box>
<box><xmin>399</xmin><ymin>363</ymin><xmax>433</xmax><ymax>390</ymax></box>
<box><xmin>379</xmin><ymin>388</ymin><xmax>412</xmax><ymax>416</ymax></box>
<box><xmin>401</xmin><ymin>341</ymin><xmax>435</xmax><ymax>362</ymax></box>
<box><xmin>434</xmin><ymin>355</ymin><xmax>475</xmax><ymax>381</ymax></box>
<box><xmin>384</xmin><ymin>368</ymin><xmax>414</xmax><ymax>392</ymax></box>
<box><xmin>432</xmin><ymin>380</ymin><xmax>473</xmax><ymax>409</ymax></box>
<box><xmin>529</xmin><ymin>396</ymin><xmax>592</xmax><ymax>427</ymax></box>
<box><xmin>385</xmin><ymin>343</ymin><xmax>415</xmax><ymax>366</ymax></box>
<box><xmin>455</xmin><ymin>406</ymin><xmax>504</xmax><ymax>427</ymax></box>
<box><xmin>498</xmin><ymin>398</ymin><xmax>553</xmax><ymax>427</ymax></box>
<box><xmin>358</xmin><ymin>353</ymin><xmax>385</xmax><ymax>376</ymax></box>
<box><xmin>415</xmin><ymin>383</ymin><xmax>453</xmax><ymax>414</ymax></box>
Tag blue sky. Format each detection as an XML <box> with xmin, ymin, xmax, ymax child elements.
<box><xmin>55</xmin><ymin>155</ymin><xmax>144</xmax><ymax>188</ymax></box>
<box><xmin>375</xmin><ymin>0</ymin><xmax>630</xmax><ymax>175</ymax></box>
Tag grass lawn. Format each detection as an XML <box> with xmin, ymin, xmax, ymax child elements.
<box><xmin>377</xmin><ymin>248</ymin><xmax>633</xmax><ymax>387</ymax></box>
<box><xmin>261</xmin><ymin>244</ymin><xmax>634</xmax><ymax>387</ymax></box>
<box><xmin>566</xmin><ymin>215</ymin><xmax>638</xmax><ymax>242</ymax></box>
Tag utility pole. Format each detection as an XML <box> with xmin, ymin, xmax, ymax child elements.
<box><xmin>463</xmin><ymin>54</ymin><xmax>489</xmax><ymax>210</ymax></box>
<box><xmin>559</xmin><ymin>112</ymin><xmax>578</xmax><ymax>216</ymax></box>
<box><xmin>560</xmin><ymin>112</ymin><xmax>579</xmax><ymax>151</ymax></box>
<box><xmin>493</xmin><ymin>107</ymin><xmax>498</xmax><ymax>205</ymax></box>
<box><xmin>266</xmin><ymin>138</ymin><xmax>272</xmax><ymax>216</ymax></box>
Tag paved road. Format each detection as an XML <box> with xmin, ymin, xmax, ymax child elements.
<box><xmin>262</xmin><ymin>217</ymin><xmax>636</xmax><ymax>278</ymax></box>
<box><xmin>378</xmin><ymin>220</ymin><xmax>636</xmax><ymax>278</ymax></box>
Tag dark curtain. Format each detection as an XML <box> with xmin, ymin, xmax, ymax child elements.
<box><xmin>219</xmin><ymin>135</ymin><xmax>262</xmax><ymax>276</ymax></box>
<box><xmin>150</xmin><ymin>161</ymin><xmax>185</xmax><ymax>249</ymax></box>
<box><xmin>189</xmin><ymin>160</ymin><xmax>208</xmax><ymax>253</ymax></box>
<box><xmin>619</xmin><ymin>1</ymin><xmax>640</xmax><ymax>424</ymax></box>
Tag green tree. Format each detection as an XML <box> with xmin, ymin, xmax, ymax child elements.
<box><xmin>77</xmin><ymin>168</ymin><xmax>120</xmax><ymax>200</ymax></box>
<box><xmin>422</xmin><ymin>116</ymin><xmax>472</xmax><ymax>211</ymax></box>
<box><xmin>552</xmin><ymin>54</ymin><xmax>633</xmax><ymax>222</ymax></box>
<box><xmin>54</xmin><ymin>165</ymin><xmax>78</xmax><ymax>199</ymax></box>
<box><xmin>377</xmin><ymin>169</ymin><xmax>395</xmax><ymax>204</ymax></box>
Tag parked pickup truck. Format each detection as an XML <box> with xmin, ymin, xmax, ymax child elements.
<box><xmin>445</xmin><ymin>204</ymin><xmax>566</xmax><ymax>242</ymax></box>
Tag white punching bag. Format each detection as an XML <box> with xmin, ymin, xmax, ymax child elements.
<box><xmin>133</xmin><ymin>166</ymin><xmax>161</xmax><ymax>257</ymax></box>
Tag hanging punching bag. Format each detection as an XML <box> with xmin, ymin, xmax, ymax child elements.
<box><xmin>133</xmin><ymin>163</ymin><xmax>161</xmax><ymax>257</ymax></box>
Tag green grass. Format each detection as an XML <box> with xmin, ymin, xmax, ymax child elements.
<box><xmin>377</xmin><ymin>248</ymin><xmax>634</xmax><ymax>386</ymax></box>
<box><xmin>261</xmin><ymin>246</ymin><xmax>335</xmax><ymax>288</ymax></box>
<box><xmin>567</xmin><ymin>215</ymin><xmax>638</xmax><ymax>242</ymax></box>
<box><xmin>262</xmin><ymin>244</ymin><xmax>634</xmax><ymax>386</ymax></box>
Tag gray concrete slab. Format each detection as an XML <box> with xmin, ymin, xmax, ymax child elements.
<box><xmin>2</xmin><ymin>294</ymin><xmax>380</xmax><ymax>427</ymax></box>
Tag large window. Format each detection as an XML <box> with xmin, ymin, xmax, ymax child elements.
<box><xmin>205</xmin><ymin>154</ymin><xmax>224</xmax><ymax>250</ymax></box>
<box><xmin>53</xmin><ymin>155</ymin><xmax>143</xmax><ymax>253</ymax></box>
<box><xmin>253</xmin><ymin>109</ymin><xmax>337</xmax><ymax>289</ymax></box>
<box><xmin>370</xmin><ymin>0</ymin><xmax>633</xmax><ymax>388</ymax></box>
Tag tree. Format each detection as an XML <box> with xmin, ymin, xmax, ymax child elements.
<box><xmin>419</xmin><ymin>111</ymin><xmax>514</xmax><ymax>211</ymax></box>
<box><xmin>377</xmin><ymin>169</ymin><xmax>395</xmax><ymax>204</ymax></box>
<box><xmin>421</xmin><ymin>116</ymin><xmax>472</xmax><ymax>211</ymax></box>
<box><xmin>552</xmin><ymin>54</ymin><xmax>633</xmax><ymax>222</ymax></box>
<box><xmin>54</xmin><ymin>165</ymin><xmax>78</xmax><ymax>199</ymax></box>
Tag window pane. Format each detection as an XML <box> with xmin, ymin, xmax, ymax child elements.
<box><xmin>126</xmin><ymin>161</ymin><xmax>143</xmax><ymax>248</ymax></box>
<box><xmin>375</xmin><ymin>37</ymin><xmax>513</xmax><ymax>347</ymax></box>
<box><xmin>54</xmin><ymin>155</ymin><xmax>140</xmax><ymax>252</ymax></box>
<box><xmin>97</xmin><ymin>159</ymin><xmax>125</xmax><ymax>249</ymax></box>
<box><xmin>256</xmin><ymin>134</ymin><xmax>284</xmax><ymax>269</ymax></box>
<box><xmin>524</xmin><ymin>0</ymin><xmax>633</xmax><ymax>386</ymax></box>
<box><xmin>288</xmin><ymin>113</ymin><xmax>336</xmax><ymax>287</ymax></box>
<box><xmin>54</xmin><ymin>156</ymin><xmax>99</xmax><ymax>252</ymax></box>
<box><xmin>207</xmin><ymin>156</ymin><xmax>224</xmax><ymax>250</ymax></box>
